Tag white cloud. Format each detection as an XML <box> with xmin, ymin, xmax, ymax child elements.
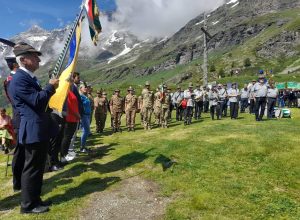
<box><xmin>19</xmin><ymin>19</ymin><xmax>43</xmax><ymax>28</ymax></box>
<box><xmin>112</xmin><ymin>0</ymin><xmax>225</xmax><ymax>39</ymax></box>
<box><xmin>57</xmin><ymin>18</ymin><xmax>65</xmax><ymax>27</ymax></box>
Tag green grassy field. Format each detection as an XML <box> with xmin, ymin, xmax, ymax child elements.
<box><xmin>0</xmin><ymin>109</ymin><xmax>299</xmax><ymax>220</ymax></box>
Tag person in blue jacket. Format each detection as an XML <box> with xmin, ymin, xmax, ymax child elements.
<box><xmin>8</xmin><ymin>42</ymin><xmax>59</xmax><ymax>214</ymax></box>
<box><xmin>79</xmin><ymin>83</ymin><xmax>91</xmax><ymax>153</ymax></box>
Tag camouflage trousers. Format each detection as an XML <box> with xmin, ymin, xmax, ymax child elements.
<box><xmin>142</xmin><ymin>107</ymin><xmax>152</xmax><ymax>129</ymax></box>
<box><xmin>153</xmin><ymin>106</ymin><xmax>162</xmax><ymax>125</ymax></box>
<box><xmin>126</xmin><ymin>110</ymin><xmax>136</xmax><ymax>128</ymax></box>
<box><xmin>161</xmin><ymin>108</ymin><xmax>170</xmax><ymax>128</ymax></box>
<box><xmin>112</xmin><ymin>111</ymin><xmax>122</xmax><ymax>129</ymax></box>
<box><xmin>95</xmin><ymin>113</ymin><xmax>107</xmax><ymax>132</ymax></box>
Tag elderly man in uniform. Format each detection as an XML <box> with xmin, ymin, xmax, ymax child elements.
<box><xmin>253</xmin><ymin>76</ymin><xmax>268</xmax><ymax>121</ymax></box>
<box><xmin>8</xmin><ymin>42</ymin><xmax>59</xmax><ymax>213</ymax></box>
<box><xmin>183</xmin><ymin>83</ymin><xmax>195</xmax><ymax>125</ymax></box>
<box><xmin>160</xmin><ymin>84</ymin><xmax>171</xmax><ymax>128</ymax></box>
<box><xmin>110</xmin><ymin>89</ymin><xmax>123</xmax><ymax>133</ymax></box>
<box><xmin>173</xmin><ymin>85</ymin><xmax>184</xmax><ymax>121</ymax></box>
<box><xmin>193</xmin><ymin>84</ymin><xmax>203</xmax><ymax>120</ymax></box>
<box><xmin>267</xmin><ymin>83</ymin><xmax>279</xmax><ymax>119</ymax></box>
<box><xmin>141</xmin><ymin>81</ymin><xmax>154</xmax><ymax>130</ymax></box>
<box><xmin>125</xmin><ymin>86</ymin><xmax>138</xmax><ymax>131</ymax></box>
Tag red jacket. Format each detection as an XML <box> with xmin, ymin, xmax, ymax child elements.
<box><xmin>66</xmin><ymin>91</ymin><xmax>80</xmax><ymax>123</ymax></box>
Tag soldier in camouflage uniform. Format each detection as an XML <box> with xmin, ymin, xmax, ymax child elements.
<box><xmin>94</xmin><ymin>90</ymin><xmax>108</xmax><ymax>133</ymax></box>
<box><xmin>87</xmin><ymin>84</ymin><xmax>94</xmax><ymax>125</ymax></box>
<box><xmin>160</xmin><ymin>84</ymin><xmax>171</xmax><ymax>128</ymax></box>
<box><xmin>138</xmin><ymin>95</ymin><xmax>144</xmax><ymax>126</ymax></box>
<box><xmin>110</xmin><ymin>89</ymin><xmax>124</xmax><ymax>133</ymax></box>
<box><xmin>153</xmin><ymin>86</ymin><xmax>162</xmax><ymax>126</ymax></box>
<box><xmin>125</xmin><ymin>86</ymin><xmax>138</xmax><ymax>132</ymax></box>
<box><xmin>141</xmin><ymin>81</ymin><xmax>154</xmax><ymax>130</ymax></box>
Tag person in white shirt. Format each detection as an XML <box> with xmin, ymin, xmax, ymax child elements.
<box><xmin>253</xmin><ymin>76</ymin><xmax>268</xmax><ymax>121</ymax></box>
<box><xmin>267</xmin><ymin>83</ymin><xmax>278</xmax><ymax>119</ymax></box>
<box><xmin>249</xmin><ymin>80</ymin><xmax>257</xmax><ymax>114</ymax></box>
<box><xmin>183</xmin><ymin>83</ymin><xmax>195</xmax><ymax>125</ymax></box>
<box><xmin>240</xmin><ymin>84</ymin><xmax>249</xmax><ymax>113</ymax></box>
<box><xmin>217</xmin><ymin>84</ymin><xmax>227</xmax><ymax>119</ymax></box>
<box><xmin>228</xmin><ymin>82</ymin><xmax>239</xmax><ymax>119</ymax></box>
<box><xmin>203</xmin><ymin>87</ymin><xmax>210</xmax><ymax>113</ymax></box>
<box><xmin>193</xmin><ymin>84</ymin><xmax>203</xmax><ymax>120</ymax></box>
<box><xmin>208</xmin><ymin>85</ymin><xmax>220</xmax><ymax>120</ymax></box>
<box><xmin>172</xmin><ymin>86</ymin><xmax>184</xmax><ymax>121</ymax></box>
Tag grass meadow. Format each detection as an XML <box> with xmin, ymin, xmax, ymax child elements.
<box><xmin>0</xmin><ymin>108</ymin><xmax>299</xmax><ymax>220</ymax></box>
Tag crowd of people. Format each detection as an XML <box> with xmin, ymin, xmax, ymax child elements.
<box><xmin>1</xmin><ymin>42</ymin><xmax>299</xmax><ymax>214</ymax></box>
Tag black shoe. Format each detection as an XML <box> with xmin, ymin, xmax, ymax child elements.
<box><xmin>131</xmin><ymin>128</ymin><xmax>135</xmax><ymax>132</ymax></box>
<box><xmin>50</xmin><ymin>165</ymin><xmax>63</xmax><ymax>172</ymax></box>
<box><xmin>4</xmin><ymin>148</ymin><xmax>9</xmax><ymax>154</ymax></box>
<box><xmin>21</xmin><ymin>205</ymin><xmax>49</xmax><ymax>214</ymax></box>
<box><xmin>13</xmin><ymin>186</ymin><xmax>21</xmax><ymax>192</ymax></box>
<box><xmin>40</xmin><ymin>200</ymin><xmax>53</xmax><ymax>206</ymax></box>
<box><xmin>128</xmin><ymin>128</ymin><xmax>131</xmax><ymax>132</ymax></box>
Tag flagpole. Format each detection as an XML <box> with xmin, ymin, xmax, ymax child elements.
<box><xmin>51</xmin><ymin>1</ymin><xmax>85</xmax><ymax>78</ymax></box>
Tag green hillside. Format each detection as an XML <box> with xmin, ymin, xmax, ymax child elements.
<box><xmin>76</xmin><ymin>7</ymin><xmax>300</xmax><ymax>95</ymax></box>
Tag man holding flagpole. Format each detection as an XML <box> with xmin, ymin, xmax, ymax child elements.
<box><xmin>9</xmin><ymin>42</ymin><xmax>59</xmax><ymax>214</ymax></box>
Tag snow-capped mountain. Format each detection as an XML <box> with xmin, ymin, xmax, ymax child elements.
<box><xmin>0</xmin><ymin>24</ymin><xmax>145</xmax><ymax>71</ymax></box>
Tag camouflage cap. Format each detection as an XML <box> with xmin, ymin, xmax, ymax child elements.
<box><xmin>13</xmin><ymin>42</ymin><xmax>42</xmax><ymax>57</ymax></box>
<box><xmin>96</xmin><ymin>90</ymin><xmax>102</xmax><ymax>94</ymax></box>
<box><xmin>177</xmin><ymin>85</ymin><xmax>181</xmax><ymax>89</ymax></box>
<box><xmin>188</xmin><ymin>82</ymin><xmax>193</xmax><ymax>88</ymax></box>
<box><xmin>115</xmin><ymin>89</ymin><xmax>120</xmax><ymax>92</ymax></box>
<box><xmin>128</xmin><ymin>86</ymin><xmax>133</xmax><ymax>91</ymax></box>
<box><xmin>145</xmin><ymin>81</ymin><xmax>150</xmax><ymax>86</ymax></box>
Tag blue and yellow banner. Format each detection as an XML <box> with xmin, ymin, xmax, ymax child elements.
<box><xmin>49</xmin><ymin>22</ymin><xmax>82</xmax><ymax>113</ymax></box>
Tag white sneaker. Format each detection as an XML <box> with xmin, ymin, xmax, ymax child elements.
<box><xmin>80</xmin><ymin>148</ymin><xmax>87</xmax><ymax>153</ymax></box>
<box><xmin>65</xmin><ymin>154</ymin><xmax>76</xmax><ymax>162</ymax></box>
<box><xmin>60</xmin><ymin>157</ymin><xmax>68</xmax><ymax>164</ymax></box>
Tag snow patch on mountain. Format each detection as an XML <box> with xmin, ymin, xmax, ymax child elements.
<box><xmin>231</xmin><ymin>1</ymin><xmax>239</xmax><ymax>8</ymax></box>
<box><xmin>107</xmin><ymin>43</ymin><xmax>140</xmax><ymax>64</ymax></box>
<box><xmin>226</xmin><ymin>0</ymin><xmax>238</xmax><ymax>5</ymax></box>
<box><xmin>212</xmin><ymin>20</ymin><xmax>220</xmax><ymax>25</ymax></box>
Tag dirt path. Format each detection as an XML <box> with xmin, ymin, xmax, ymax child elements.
<box><xmin>79</xmin><ymin>176</ymin><xmax>170</xmax><ymax>220</ymax></box>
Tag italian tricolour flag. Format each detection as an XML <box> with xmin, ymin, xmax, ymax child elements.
<box><xmin>85</xmin><ymin>0</ymin><xmax>102</xmax><ymax>45</ymax></box>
